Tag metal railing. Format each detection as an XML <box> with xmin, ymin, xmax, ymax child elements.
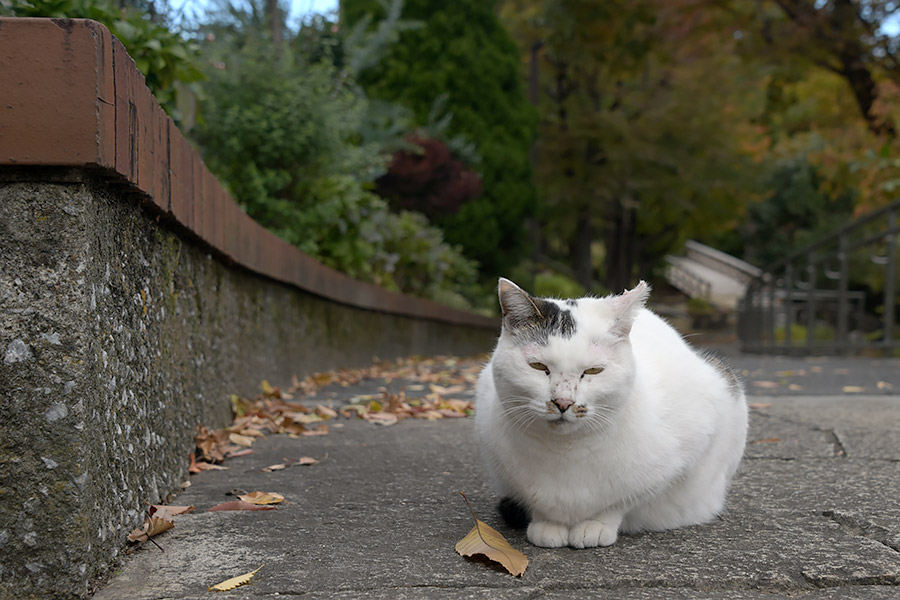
<box><xmin>738</xmin><ymin>201</ymin><xmax>900</xmax><ymax>355</ymax></box>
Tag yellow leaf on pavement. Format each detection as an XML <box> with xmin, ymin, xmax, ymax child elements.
<box><xmin>209</xmin><ymin>564</ymin><xmax>264</xmax><ymax>592</ymax></box>
<box><xmin>238</xmin><ymin>491</ymin><xmax>284</xmax><ymax>505</ymax></box>
<box><xmin>455</xmin><ymin>492</ymin><xmax>528</xmax><ymax>577</ymax></box>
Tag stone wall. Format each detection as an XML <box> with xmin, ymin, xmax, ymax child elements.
<box><xmin>0</xmin><ymin>18</ymin><xmax>497</xmax><ymax>599</ymax></box>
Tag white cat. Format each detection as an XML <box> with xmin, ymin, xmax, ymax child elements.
<box><xmin>474</xmin><ymin>278</ymin><xmax>748</xmax><ymax>548</ymax></box>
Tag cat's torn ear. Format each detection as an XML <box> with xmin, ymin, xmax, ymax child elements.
<box><xmin>610</xmin><ymin>281</ymin><xmax>650</xmax><ymax>338</ymax></box>
<box><xmin>498</xmin><ymin>278</ymin><xmax>543</xmax><ymax>325</ymax></box>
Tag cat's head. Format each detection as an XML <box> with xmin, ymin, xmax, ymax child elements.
<box><xmin>491</xmin><ymin>278</ymin><xmax>649</xmax><ymax>433</ymax></box>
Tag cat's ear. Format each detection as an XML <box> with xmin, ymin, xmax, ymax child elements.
<box><xmin>498</xmin><ymin>278</ymin><xmax>543</xmax><ymax>326</ymax></box>
<box><xmin>610</xmin><ymin>281</ymin><xmax>650</xmax><ymax>337</ymax></box>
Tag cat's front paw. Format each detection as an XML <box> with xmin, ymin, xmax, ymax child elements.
<box><xmin>568</xmin><ymin>520</ymin><xmax>618</xmax><ymax>548</ymax></box>
<box><xmin>527</xmin><ymin>520</ymin><xmax>569</xmax><ymax>548</ymax></box>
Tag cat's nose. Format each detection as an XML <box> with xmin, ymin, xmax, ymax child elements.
<box><xmin>551</xmin><ymin>398</ymin><xmax>573</xmax><ymax>413</ymax></box>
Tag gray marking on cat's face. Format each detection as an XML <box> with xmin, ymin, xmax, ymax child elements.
<box><xmin>506</xmin><ymin>297</ymin><xmax>576</xmax><ymax>345</ymax></box>
<box><xmin>498</xmin><ymin>279</ymin><xmax>576</xmax><ymax>345</ymax></box>
<box><xmin>565</xmin><ymin>299</ymin><xmax>578</xmax><ymax>307</ymax></box>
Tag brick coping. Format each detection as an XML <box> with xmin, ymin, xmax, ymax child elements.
<box><xmin>0</xmin><ymin>17</ymin><xmax>498</xmax><ymax>329</ymax></box>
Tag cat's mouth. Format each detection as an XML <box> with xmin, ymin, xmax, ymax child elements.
<box><xmin>547</xmin><ymin>414</ymin><xmax>574</xmax><ymax>426</ymax></box>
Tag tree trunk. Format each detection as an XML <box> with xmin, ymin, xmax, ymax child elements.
<box><xmin>569</xmin><ymin>204</ymin><xmax>594</xmax><ymax>291</ymax></box>
<box><xmin>267</xmin><ymin>0</ymin><xmax>282</xmax><ymax>57</ymax></box>
<box><xmin>603</xmin><ymin>200</ymin><xmax>636</xmax><ymax>292</ymax></box>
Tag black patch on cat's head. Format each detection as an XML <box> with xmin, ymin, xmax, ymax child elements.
<box><xmin>498</xmin><ymin>279</ymin><xmax>576</xmax><ymax>344</ymax></box>
<box><xmin>565</xmin><ymin>298</ymin><xmax>578</xmax><ymax>307</ymax></box>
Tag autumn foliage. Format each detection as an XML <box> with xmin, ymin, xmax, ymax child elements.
<box><xmin>376</xmin><ymin>137</ymin><xmax>482</xmax><ymax>218</ymax></box>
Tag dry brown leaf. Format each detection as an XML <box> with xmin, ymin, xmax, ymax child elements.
<box><xmin>300</xmin><ymin>425</ymin><xmax>329</xmax><ymax>436</ymax></box>
<box><xmin>127</xmin><ymin>515</ymin><xmax>174</xmax><ymax>542</ymax></box>
<box><xmin>225</xmin><ymin>448</ymin><xmax>254</xmax><ymax>459</ymax></box>
<box><xmin>878</xmin><ymin>381</ymin><xmax>894</xmax><ymax>390</ymax></box>
<box><xmin>195</xmin><ymin>426</ymin><xmax>230</xmax><ymax>463</ymax></box>
<box><xmin>148</xmin><ymin>504</ymin><xmax>195</xmax><ymax>519</ymax></box>
<box><xmin>209</xmin><ymin>565</ymin><xmax>264</xmax><ymax>592</ymax></box>
<box><xmin>788</xmin><ymin>384</ymin><xmax>804</xmax><ymax>391</ymax></box>
<box><xmin>752</xmin><ymin>381</ymin><xmax>779</xmax><ymax>389</ymax></box>
<box><xmin>262</xmin><ymin>463</ymin><xmax>287</xmax><ymax>472</ymax></box>
<box><xmin>362</xmin><ymin>411</ymin><xmax>399</xmax><ymax>426</ymax></box>
<box><xmin>750</xmin><ymin>437</ymin><xmax>781</xmax><ymax>445</ymax></box>
<box><xmin>229</xmin><ymin>432</ymin><xmax>255</xmax><ymax>447</ymax></box>
<box><xmin>748</xmin><ymin>402</ymin><xmax>771</xmax><ymax>409</ymax></box>
<box><xmin>842</xmin><ymin>386</ymin><xmax>865</xmax><ymax>393</ymax></box>
<box><xmin>194</xmin><ymin>462</ymin><xmax>229</xmax><ymax>471</ymax></box>
<box><xmin>208</xmin><ymin>501</ymin><xmax>277</xmax><ymax>512</ymax></box>
<box><xmin>297</xmin><ymin>456</ymin><xmax>319</xmax><ymax>466</ymax></box>
<box><xmin>189</xmin><ymin>453</ymin><xmax>229</xmax><ymax>473</ymax></box>
<box><xmin>314</xmin><ymin>405</ymin><xmax>338</xmax><ymax>419</ymax></box>
<box><xmin>238</xmin><ymin>491</ymin><xmax>285</xmax><ymax>505</ymax></box>
<box><xmin>455</xmin><ymin>492</ymin><xmax>528</xmax><ymax>577</ymax></box>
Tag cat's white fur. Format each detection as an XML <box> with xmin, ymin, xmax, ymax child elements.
<box><xmin>475</xmin><ymin>278</ymin><xmax>748</xmax><ymax>548</ymax></box>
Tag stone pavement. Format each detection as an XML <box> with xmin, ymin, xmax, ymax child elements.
<box><xmin>93</xmin><ymin>354</ymin><xmax>900</xmax><ymax>599</ymax></box>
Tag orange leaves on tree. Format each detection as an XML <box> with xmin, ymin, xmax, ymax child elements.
<box><xmin>455</xmin><ymin>492</ymin><xmax>528</xmax><ymax>577</ymax></box>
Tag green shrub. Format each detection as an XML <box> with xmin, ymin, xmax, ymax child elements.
<box><xmin>193</xmin><ymin>6</ymin><xmax>479</xmax><ymax>306</ymax></box>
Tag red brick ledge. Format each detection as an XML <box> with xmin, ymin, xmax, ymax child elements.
<box><xmin>0</xmin><ymin>17</ymin><xmax>498</xmax><ymax>329</ymax></box>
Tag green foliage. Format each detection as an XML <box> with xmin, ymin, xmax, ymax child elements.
<box><xmin>343</xmin><ymin>0</ymin><xmax>539</xmax><ymax>276</ymax></box>
<box><xmin>742</xmin><ymin>157</ymin><xmax>856</xmax><ymax>268</ymax></box>
<box><xmin>533</xmin><ymin>272</ymin><xmax>586</xmax><ymax>300</ymax></box>
<box><xmin>500</xmin><ymin>0</ymin><xmax>761</xmax><ymax>291</ymax></box>
<box><xmin>3</xmin><ymin>0</ymin><xmax>204</xmax><ymax>128</ymax></box>
<box><xmin>193</xmin><ymin>3</ymin><xmax>479</xmax><ymax>306</ymax></box>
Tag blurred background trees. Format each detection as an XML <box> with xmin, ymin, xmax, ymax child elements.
<box><xmin>5</xmin><ymin>0</ymin><xmax>900</xmax><ymax>310</ymax></box>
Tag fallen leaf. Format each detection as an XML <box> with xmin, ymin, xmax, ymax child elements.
<box><xmin>748</xmin><ymin>402</ymin><xmax>771</xmax><ymax>409</ymax></box>
<box><xmin>430</xmin><ymin>384</ymin><xmax>466</xmax><ymax>395</ymax></box>
<box><xmin>238</xmin><ymin>491</ymin><xmax>285</xmax><ymax>505</ymax></box>
<box><xmin>314</xmin><ymin>405</ymin><xmax>338</xmax><ymax>419</ymax></box>
<box><xmin>229</xmin><ymin>433</ymin><xmax>255</xmax><ymax>447</ymax></box>
<box><xmin>752</xmin><ymin>381</ymin><xmax>779</xmax><ymax>389</ymax></box>
<box><xmin>209</xmin><ymin>565</ymin><xmax>264</xmax><ymax>592</ymax></box>
<box><xmin>362</xmin><ymin>411</ymin><xmax>399</xmax><ymax>426</ymax></box>
<box><xmin>788</xmin><ymin>384</ymin><xmax>804</xmax><ymax>391</ymax></box>
<box><xmin>877</xmin><ymin>381</ymin><xmax>893</xmax><ymax>390</ymax></box>
<box><xmin>262</xmin><ymin>463</ymin><xmax>287</xmax><ymax>472</ymax></box>
<box><xmin>842</xmin><ymin>386</ymin><xmax>865</xmax><ymax>393</ymax></box>
<box><xmin>127</xmin><ymin>515</ymin><xmax>174</xmax><ymax>542</ymax></box>
<box><xmin>455</xmin><ymin>492</ymin><xmax>528</xmax><ymax>577</ymax></box>
<box><xmin>750</xmin><ymin>437</ymin><xmax>781</xmax><ymax>444</ymax></box>
<box><xmin>208</xmin><ymin>501</ymin><xmax>278</xmax><ymax>512</ymax></box>
<box><xmin>300</xmin><ymin>425</ymin><xmax>329</xmax><ymax>436</ymax></box>
<box><xmin>148</xmin><ymin>504</ymin><xmax>195</xmax><ymax>519</ymax></box>
<box><xmin>226</xmin><ymin>448</ymin><xmax>254</xmax><ymax>459</ymax></box>
<box><xmin>195</xmin><ymin>426</ymin><xmax>230</xmax><ymax>463</ymax></box>
<box><xmin>297</xmin><ymin>456</ymin><xmax>319</xmax><ymax>466</ymax></box>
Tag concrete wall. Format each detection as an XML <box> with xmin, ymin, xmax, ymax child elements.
<box><xmin>0</xmin><ymin>19</ymin><xmax>498</xmax><ymax>599</ymax></box>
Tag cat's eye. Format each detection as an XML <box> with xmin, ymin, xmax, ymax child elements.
<box><xmin>528</xmin><ymin>362</ymin><xmax>549</xmax><ymax>374</ymax></box>
<box><xmin>582</xmin><ymin>367</ymin><xmax>604</xmax><ymax>376</ymax></box>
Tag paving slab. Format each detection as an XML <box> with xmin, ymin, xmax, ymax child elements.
<box><xmin>93</xmin><ymin>356</ymin><xmax>900</xmax><ymax>599</ymax></box>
